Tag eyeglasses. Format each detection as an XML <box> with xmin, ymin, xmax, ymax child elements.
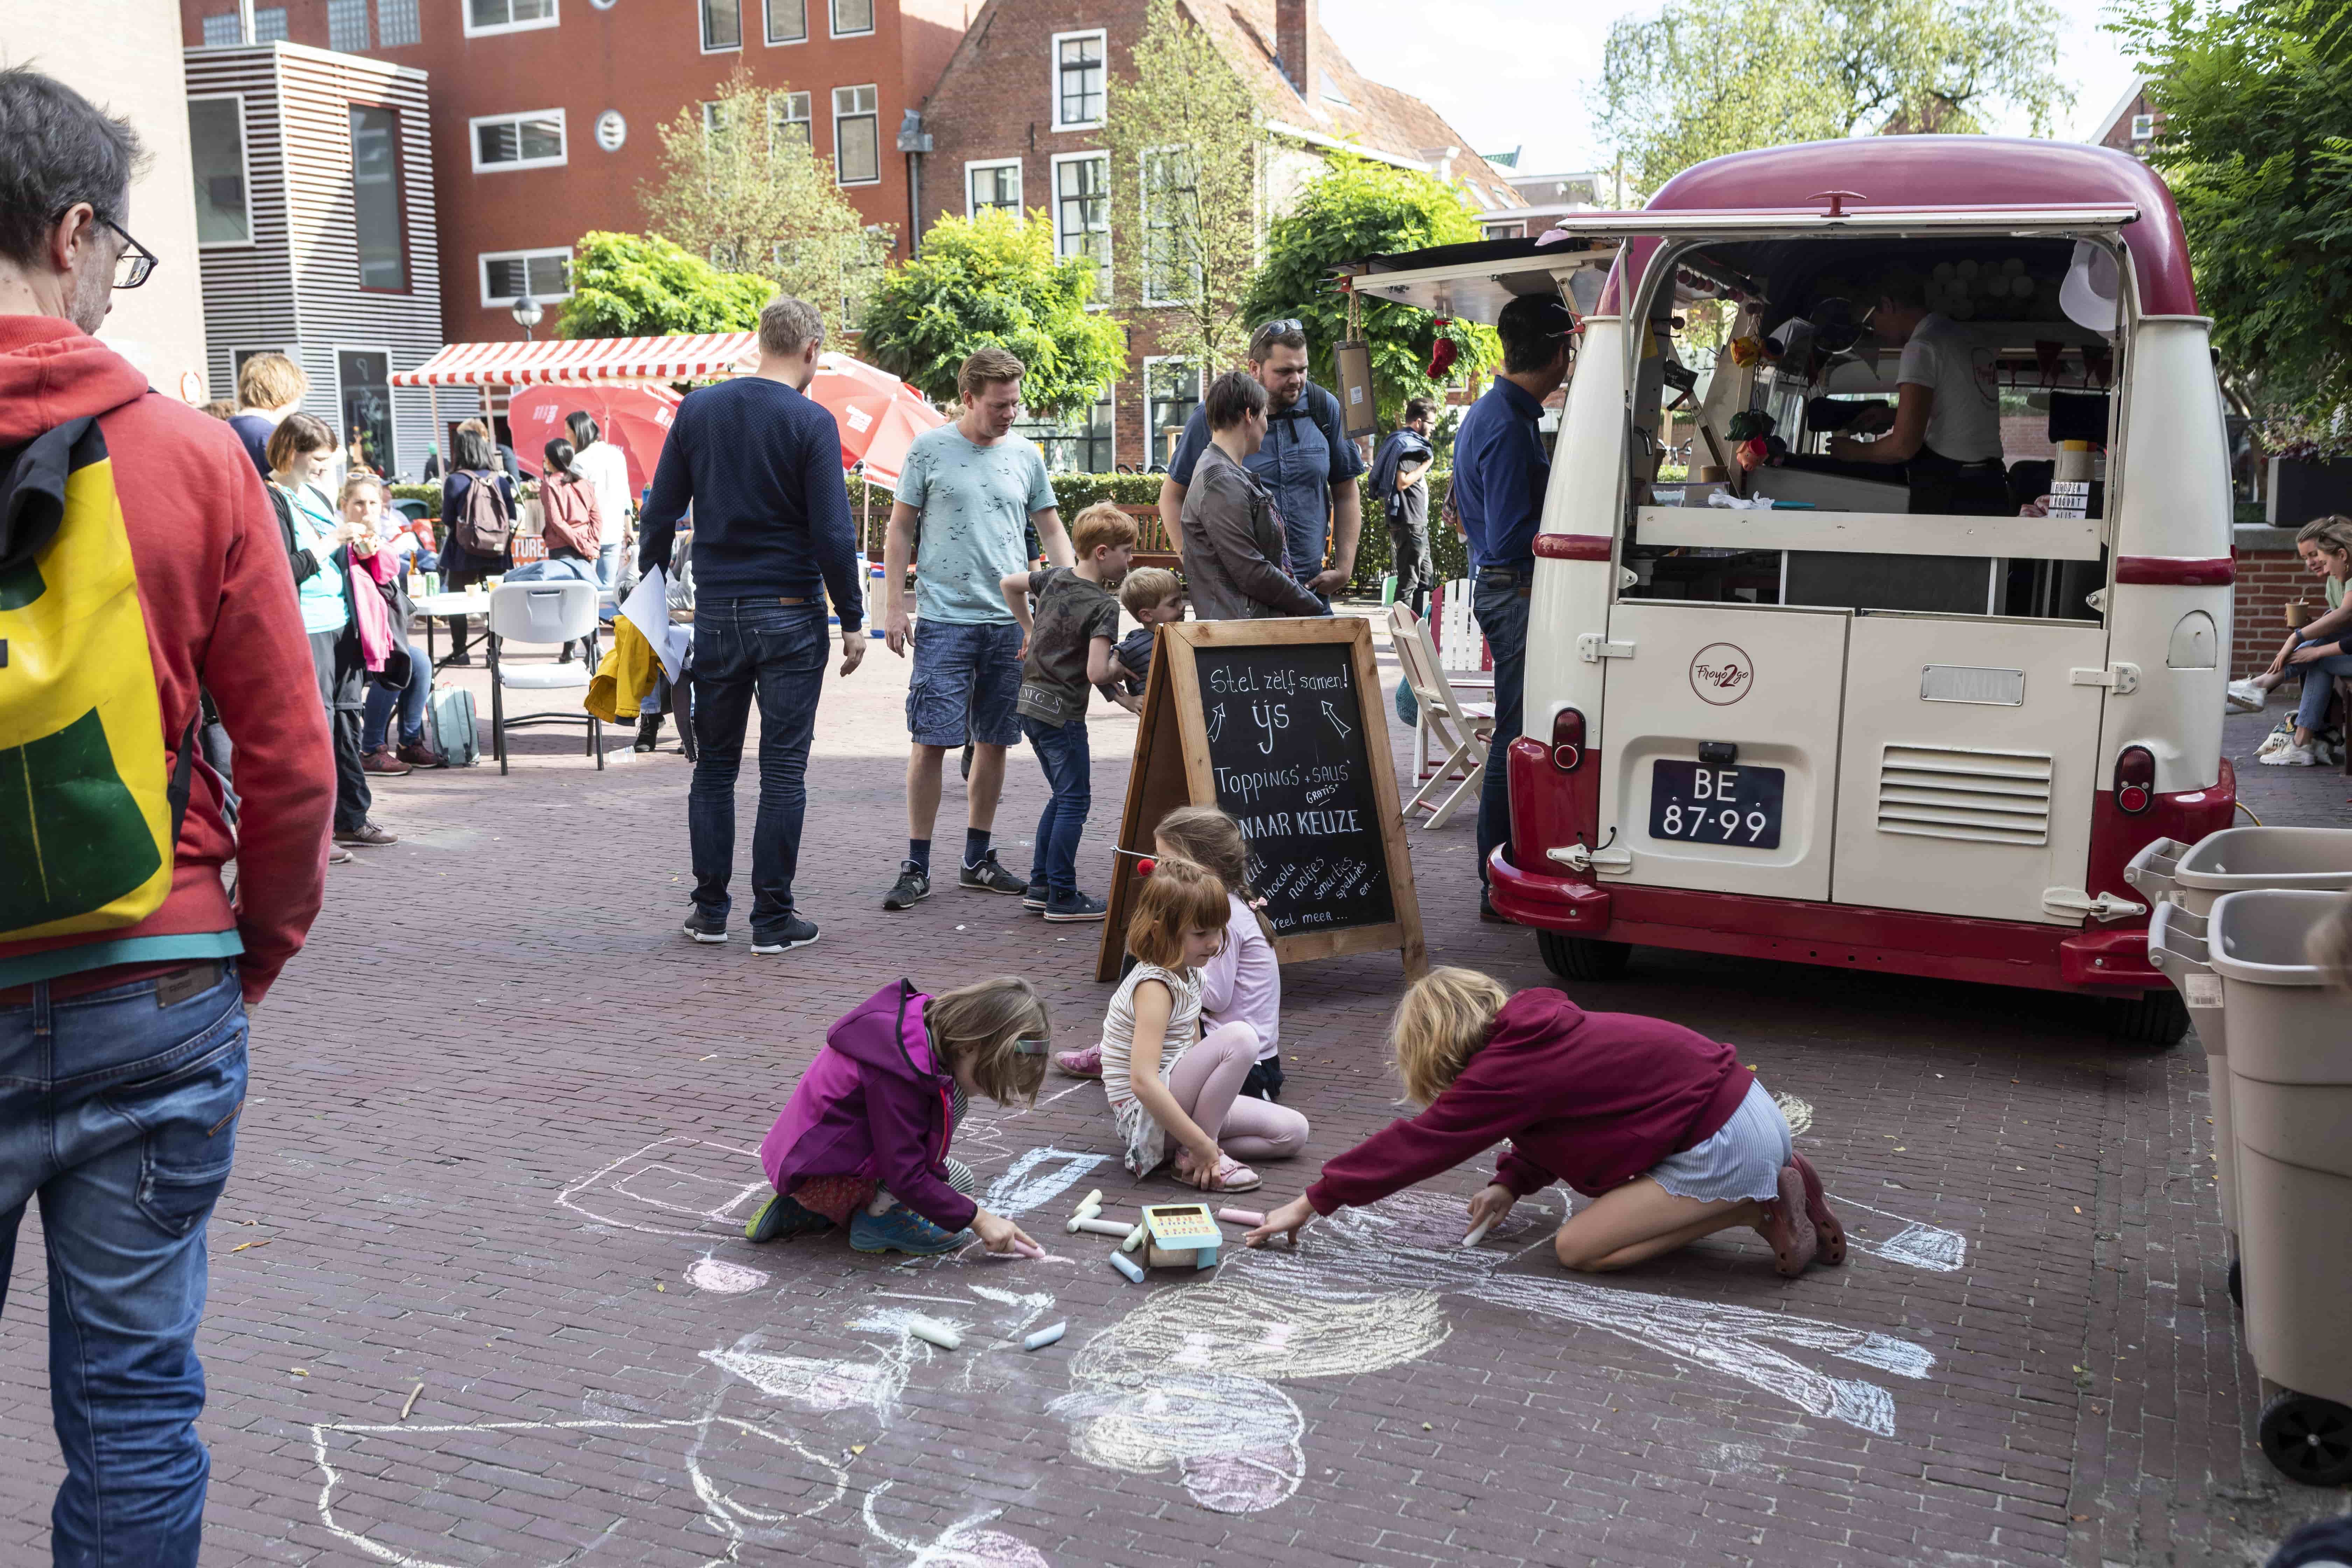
<box><xmin>1254</xmin><ymin>318</ymin><xmax>1304</xmax><ymax>341</ymax></box>
<box><xmin>98</xmin><ymin>216</ymin><xmax>158</xmax><ymax>289</ymax></box>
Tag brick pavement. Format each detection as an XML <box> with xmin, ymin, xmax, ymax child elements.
<box><xmin>4</xmin><ymin>624</ymin><xmax>2347</xmax><ymax>1567</ymax></box>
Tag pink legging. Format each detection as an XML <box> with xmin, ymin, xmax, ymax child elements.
<box><xmin>1166</xmin><ymin>1023</ymin><xmax>1310</xmax><ymax>1160</ymax></box>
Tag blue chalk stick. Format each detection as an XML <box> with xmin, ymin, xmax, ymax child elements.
<box><xmin>1109</xmin><ymin>1250</ymin><xmax>1145</xmax><ymax>1283</ymax></box>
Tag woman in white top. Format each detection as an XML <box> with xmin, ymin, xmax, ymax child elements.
<box><xmin>1828</xmin><ymin>266</ymin><xmax>2008</xmax><ymax>515</ymax></box>
<box><xmin>566</xmin><ymin>411</ymin><xmax>634</xmax><ymax>588</ymax></box>
<box><xmin>1093</xmin><ymin>859</ymin><xmax>1308</xmax><ymax>1192</ymax></box>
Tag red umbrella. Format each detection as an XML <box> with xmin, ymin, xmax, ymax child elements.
<box><xmin>507</xmin><ymin>383</ymin><xmax>679</xmax><ymax>504</ymax></box>
<box><xmin>805</xmin><ymin>352</ymin><xmax>941</xmax><ymax>492</ymax></box>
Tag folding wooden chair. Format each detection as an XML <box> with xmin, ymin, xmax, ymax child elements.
<box><xmin>1388</xmin><ymin>603</ymin><xmax>1494</xmax><ymax>830</ymax></box>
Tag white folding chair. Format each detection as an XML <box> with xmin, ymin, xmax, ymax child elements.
<box><xmin>1432</xmin><ymin>577</ymin><xmax>1494</xmax><ymax>696</ymax></box>
<box><xmin>486</xmin><ymin>581</ymin><xmax>603</xmax><ymax>776</ymax></box>
<box><xmin>1388</xmin><ymin>603</ymin><xmax>1494</xmax><ymax>830</ymax></box>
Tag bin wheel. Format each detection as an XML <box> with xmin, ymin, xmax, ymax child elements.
<box><xmin>2257</xmin><ymin>1391</ymin><xmax>2352</xmax><ymax>1488</ymax></box>
<box><xmin>1537</xmin><ymin>930</ymin><xmax>1632</xmax><ymax>982</ymax></box>
<box><xmin>2227</xmin><ymin>1256</ymin><xmax>2241</xmax><ymax>1310</ymax></box>
<box><xmin>2106</xmin><ymin>989</ymin><xmax>2189</xmax><ymax>1047</ymax></box>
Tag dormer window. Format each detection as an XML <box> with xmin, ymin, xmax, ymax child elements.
<box><xmin>1320</xmin><ymin>69</ymin><xmax>1348</xmax><ymax>105</ymax></box>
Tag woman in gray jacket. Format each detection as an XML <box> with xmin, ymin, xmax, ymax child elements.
<box><xmin>1178</xmin><ymin>371</ymin><xmax>1326</xmax><ymax>621</ymax></box>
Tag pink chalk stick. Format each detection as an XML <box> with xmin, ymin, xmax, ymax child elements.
<box><xmin>1011</xmin><ymin>1239</ymin><xmax>1046</xmax><ymax>1259</ymax></box>
<box><xmin>1216</xmin><ymin>1208</ymin><xmax>1266</xmax><ymax>1227</ymax></box>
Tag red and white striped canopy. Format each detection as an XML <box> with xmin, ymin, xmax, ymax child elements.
<box><xmin>388</xmin><ymin>333</ymin><xmax>759</xmax><ymax>387</ymax></box>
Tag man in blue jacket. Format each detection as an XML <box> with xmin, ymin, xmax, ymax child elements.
<box><xmin>639</xmin><ymin>294</ymin><xmax>868</xmax><ymax>955</ymax></box>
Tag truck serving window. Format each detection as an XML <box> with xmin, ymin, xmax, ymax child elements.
<box><xmin>1620</xmin><ymin>236</ymin><xmax>2118</xmax><ymax>623</ymax></box>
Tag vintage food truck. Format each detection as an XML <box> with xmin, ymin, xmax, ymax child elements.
<box><xmin>1353</xmin><ymin>138</ymin><xmax>2234</xmax><ymax>1042</ymax></box>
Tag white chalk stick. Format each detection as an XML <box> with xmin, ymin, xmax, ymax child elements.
<box><xmin>906</xmin><ymin>1315</ymin><xmax>961</xmax><ymax>1351</ymax></box>
<box><xmin>1119</xmin><ymin>1223</ymin><xmax>1147</xmax><ymax>1253</ymax></box>
<box><xmin>1022</xmin><ymin>1322</ymin><xmax>1066</xmax><ymax>1351</ymax></box>
<box><xmin>1108</xmin><ymin>1251</ymin><xmax>1145</xmax><ymax>1283</ymax></box>
<box><xmin>1461</xmin><ymin>1219</ymin><xmax>1494</xmax><ymax>1248</ymax></box>
<box><xmin>1078</xmin><ymin>1189</ymin><xmax>1102</xmax><ymax>1210</ymax></box>
<box><xmin>1216</xmin><ymin>1208</ymin><xmax>1265</xmax><ymax>1227</ymax></box>
<box><xmin>1071</xmin><ymin>1217</ymin><xmax>1132</xmax><ymax>1238</ymax></box>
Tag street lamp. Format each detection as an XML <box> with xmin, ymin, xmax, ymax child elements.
<box><xmin>511</xmin><ymin>293</ymin><xmax>544</xmax><ymax>341</ymax></box>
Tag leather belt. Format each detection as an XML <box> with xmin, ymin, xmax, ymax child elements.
<box><xmin>0</xmin><ymin>958</ymin><xmax>227</xmax><ymax>1010</ymax></box>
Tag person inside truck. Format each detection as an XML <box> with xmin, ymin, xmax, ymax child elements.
<box><xmin>1825</xmin><ymin>266</ymin><xmax>2008</xmax><ymax>514</ymax></box>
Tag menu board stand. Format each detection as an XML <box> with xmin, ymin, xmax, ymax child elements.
<box><xmin>1096</xmin><ymin>617</ymin><xmax>1427</xmax><ymax>983</ymax></box>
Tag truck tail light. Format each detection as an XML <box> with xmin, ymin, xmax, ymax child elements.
<box><xmin>1551</xmin><ymin>708</ymin><xmax>1587</xmax><ymax>772</ymax></box>
<box><xmin>2114</xmin><ymin>745</ymin><xmax>2155</xmax><ymax>814</ymax></box>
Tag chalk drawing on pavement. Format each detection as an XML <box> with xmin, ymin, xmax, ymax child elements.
<box><xmin>557</xmin><ymin>1135</ymin><xmax>769</xmax><ymax>1240</ymax></box>
<box><xmin>687</xmin><ymin>1257</ymin><xmax>769</xmax><ymax>1294</ymax></box>
<box><xmin>1835</xmin><ymin>1196</ymin><xmax>1969</xmax><ymax>1272</ymax></box>
<box><xmin>1772</xmin><ymin>1091</ymin><xmax>1814</xmax><ymax>1138</ymax></box>
<box><xmin>861</xmin><ymin>1482</ymin><xmax>1051</xmax><ymax>1567</ymax></box>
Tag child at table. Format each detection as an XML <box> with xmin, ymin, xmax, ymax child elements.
<box><xmin>1094</xmin><ymin>859</ymin><xmax>1309</xmax><ymax>1194</ymax></box>
<box><xmin>1245</xmin><ymin>967</ymin><xmax>1841</xmax><ymax>1276</ymax></box>
<box><xmin>746</xmin><ymin>977</ymin><xmax>1049</xmax><ymax>1257</ymax></box>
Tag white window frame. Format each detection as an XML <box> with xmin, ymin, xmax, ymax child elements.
<box><xmin>1049</xmin><ymin>29</ymin><xmax>1107</xmax><ymax>132</ymax></box>
<box><xmin>1138</xmin><ymin>145</ymin><xmax>1199</xmax><ymax>307</ymax></box>
<box><xmin>478</xmin><ymin>247</ymin><xmax>573</xmax><ymax>308</ymax></box>
<box><xmin>469</xmin><ymin>108</ymin><xmax>568</xmax><ymax>173</ymax></box>
<box><xmin>832</xmin><ymin>84</ymin><xmax>880</xmax><ymax>186</ymax></box>
<box><xmin>1142</xmin><ymin>356</ymin><xmax>1199</xmax><ymax>469</ymax></box>
<box><xmin>189</xmin><ymin>93</ymin><xmax>255</xmax><ymax>251</ymax></box>
<box><xmin>770</xmin><ymin>90</ymin><xmax>812</xmax><ymax>146</ymax></box>
<box><xmin>462</xmin><ymin>0</ymin><xmax>558</xmax><ymax>38</ymax></box>
<box><xmin>763</xmin><ymin>0</ymin><xmax>807</xmax><ymax>46</ymax></box>
<box><xmin>333</xmin><ymin>343</ymin><xmax>398</xmax><ymax>476</ymax></box>
<box><xmin>964</xmin><ymin>157</ymin><xmax>1022</xmax><ymax>219</ymax></box>
<box><xmin>828</xmin><ymin>0</ymin><xmax>873</xmax><ymax>38</ymax></box>
<box><xmin>698</xmin><ymin>0</ymin><xmax>740</xmax><ymax>53</ymax></box>
<box><xmin>1050</xmin><ymin>149</ymin><xmax>1111</xmax><ymax>303</ymax></box>
<box><xmin>2130</xmin><ymin>112</ymin><xmax>2156</xmax><ymax>141</ymax></box>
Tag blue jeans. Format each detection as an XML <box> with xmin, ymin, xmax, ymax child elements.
<box><xmin>1022</xmin><ymin>714</ymin><xmax>1092</xmax><ymax>895</ymax></box>
<box><xmin>1474</xmin><ymin>562</ymin><xmax>1533</xmax><ymax>885</ymax></box>
<box><xmin>362</xmin><ymin>633</ymin><xmax>428</xmax><ymax>751</ymax></box>
<box><xmin>2295</xmin><ymin>652</ymin><xmax>2352</xmax><ymax>731</ymax></box>
<box><xmin>596</xmin><ymin>542</ymin><xmax>620</xmax><ymax>588</ymax></box>
<box><xmin>1</xmin><ymin>965</ymin><xmax>248</xmax><ymax>1568</ymax></box>
<box><xmin>688</xmin><ymin>598</ymin><xmax>829</xmax><ymax>936</ymax></box>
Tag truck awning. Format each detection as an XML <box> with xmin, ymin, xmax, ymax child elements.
<box><xmin>389</xmin><ymin>332</ymin><xmax>758</xmax><ymax>387</ymax></box>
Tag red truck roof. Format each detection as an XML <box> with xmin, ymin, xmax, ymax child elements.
<box><xmin>1596</xmin><ymin>135</ymin><xmax>2195</xmax><ymax>318</ymax></box>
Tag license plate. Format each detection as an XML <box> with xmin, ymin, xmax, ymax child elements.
<box><xmin>1648</xmin><ymin>760</ymin><xmax>1784</xmax><ymax>848</ymax></box>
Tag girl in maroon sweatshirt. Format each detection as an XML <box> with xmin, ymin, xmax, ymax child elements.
<box><xmin>1246</xmin><ymin>968</ymin><xmax>1844</xmax><ymax>1276</ymax></box>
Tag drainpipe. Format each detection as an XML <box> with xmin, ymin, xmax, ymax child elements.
<box><xmin>897</xmin><ymin>109</ymin><xmax>933</xmax><ymax>258</ymax></box>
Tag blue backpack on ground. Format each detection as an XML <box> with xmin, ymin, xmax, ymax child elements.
<box><xmin>426</xmin><ymin>685</ymin><xmax>479</xmax><ymax>767</ymax></box>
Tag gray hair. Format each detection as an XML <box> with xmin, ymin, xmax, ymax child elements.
<box><xmin>0</xmin><ymin>66</ymin><xmax>144</xmax><ymax>271</ymax></box>
<box><xmin>758</xmin><ymin>294</ymin><xmax>824</xmax><ymax>359</ymax></box>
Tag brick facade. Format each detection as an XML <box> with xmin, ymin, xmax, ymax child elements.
<box><xmin>2231</xmin><ymin>530</ymin><xmax>2320</xmax><ymax>677</ymax></box>
<box><xmin>182</xmin><ymin>0</ymin><xmax>978</xmax><ymax>346</ymax></box>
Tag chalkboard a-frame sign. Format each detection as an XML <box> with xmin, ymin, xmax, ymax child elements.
<box><xmin>1096</xmin><ymin>617</ymin><xmax>1428</xmax><ymax>983</ymax></box>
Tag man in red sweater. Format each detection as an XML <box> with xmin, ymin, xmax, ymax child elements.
<box><xmin>0</xmin><ymin>67</ymin><xmax>332</xmax><ymax>1568</ymax></box>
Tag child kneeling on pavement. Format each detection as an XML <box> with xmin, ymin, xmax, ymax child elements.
<box><xmin>747</xmin><ymin>977</ymin><xmax>1049</xmax><ymax>1256</ymax></box>
<box><xmin>1246</xmin><ymin>967</ymin><xmax>1843</xmax><ymax>1277</ymax></box>
<box><xmin>999</xmin><ymin>501</ymin><xmax>1143</xmax><ymax>923</ymax></box>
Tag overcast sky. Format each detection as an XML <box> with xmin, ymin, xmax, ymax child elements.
<box><xmin>1318</xmin><ymin>0</ymin><xmax>2142</xmax><ymax>177</ymax></box>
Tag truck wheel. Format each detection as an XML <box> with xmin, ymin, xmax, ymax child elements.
<box><xmin>2106</xmin><ymin>989</ymin><xmax>2188</xmax><ymax>1047</ymax></box>
<box><xmin>1537</xmin><ymin>931</ymin><xmax>1632</xmax><ymax>982</ymax></box>
<box><xmin>2257</xmin><ymin>1391</ymin><xmax>2352</xmax><ymax>1488</ymax></box>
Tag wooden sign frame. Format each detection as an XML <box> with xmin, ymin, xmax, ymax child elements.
<box><xmin>1096</xmin><ymin>617</ymin><xmax>1427</xmax><ymax>983</ymax></box>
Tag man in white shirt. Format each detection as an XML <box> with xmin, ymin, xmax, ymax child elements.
<box><xmin>566</xmin><ymin>411</ymin><xmax>634</xmax><ymax>587</ymax></box>
<box><xmin>1829</xmin><ymin>267</ymin><xmax>2008</xmax><ymax>514</ymax></box>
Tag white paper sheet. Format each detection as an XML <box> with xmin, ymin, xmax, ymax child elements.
<box><xmin>619</xmin><ymin>566</ymin><xmax>691</xmax><ymax>682</ymax></box>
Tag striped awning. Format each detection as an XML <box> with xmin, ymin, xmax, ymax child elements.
<box><xmin>389</xmin><ymin>333</ymin><xmax>758</xmax><ymax>388</ymax></box>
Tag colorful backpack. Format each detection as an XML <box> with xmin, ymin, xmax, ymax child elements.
<box><xmin>0</xmin><ymin>416</ymin><xmax>197</xmax><ymax>940</ymax></box>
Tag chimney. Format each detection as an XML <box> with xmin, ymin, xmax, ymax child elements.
<box><xmin>1275</xmin><ymin>0</ymin><xmax>1317</xmax><ymax>98</ymax></box>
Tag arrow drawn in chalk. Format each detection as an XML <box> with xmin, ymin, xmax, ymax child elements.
<box><xmin>1320</xmin><ymin>701</ymin><xmax>1352</xmax><ymax>740</ymax></box>
<box><xmin>1206</xmin><ymin>703</ymin><xmax>1227</xmax><ymax>743</ymax></box>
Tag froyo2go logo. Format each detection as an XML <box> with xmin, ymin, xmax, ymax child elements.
<box><xmin>1688</xmin><ymin>643</ymin><xmax>1754</xmax><ymax>706</ymax></box>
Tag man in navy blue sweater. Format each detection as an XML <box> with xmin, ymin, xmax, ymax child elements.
<box><xmin>638</xmin><ymin>294</ymin><xmax>868</xmax><ymax>954</ymax></box>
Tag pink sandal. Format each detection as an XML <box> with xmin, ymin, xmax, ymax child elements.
<box><xmin>1054</xmin><ymin>1044</ymin><xmax>1103</xmax><ymax>1078</ymax></box>
<box><xmin>1174</xmin><ymin>1149</ymin><xmax>1261</xmax><ymax>1193</ymax></box>
<box><xmin>1787</xmin><ymin>1152</ymin><xmax>1846</xmax><ymax>1267</ymax></box>
<box><xmin>1755</xmin><ymin>1164</ymin><xmax>1819</xmax><ymax>1277</ymax></box>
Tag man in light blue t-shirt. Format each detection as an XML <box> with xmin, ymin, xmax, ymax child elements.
<box><xmin>879</xmin><ymin>346</ymin><xmax>1072</xmax><ymax>909</ymax></box>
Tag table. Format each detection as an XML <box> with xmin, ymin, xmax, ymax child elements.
<box><xmin>412</xmin><ymin>590</ymin><xmax>490</xmax><ymax>669</ymax></box>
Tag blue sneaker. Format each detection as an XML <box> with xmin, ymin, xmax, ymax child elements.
<box><xmin>850</xmin><ymin>1206</ymin><xmax>972</xmax><ymax>1256</ymax></box>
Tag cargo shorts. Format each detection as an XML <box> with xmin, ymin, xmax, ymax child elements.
<box><xmin>906</xmin><ymin>617</ymin><xmax>1024</xmax><ymax>749</ymax></box>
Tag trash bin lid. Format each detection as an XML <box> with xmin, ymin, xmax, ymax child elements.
<box><xmin>2208</xmin><ymin>889</ymin><xmax>2338</xmax><ymax>987</ymax></box>
<box><xmin>2176</xmin><ymin>827</ymin><xmax>2352</xmax><ymax>892</ymax></box>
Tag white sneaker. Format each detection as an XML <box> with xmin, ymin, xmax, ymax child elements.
<box><xmin>2226</xmin><ymin>678</ymin><xmax>2267</xmax><ymax>714</ymax></box>
<box><xmin>2259</xmin><ymin>743</ymin><xmax>2317</xmax><ymax>766</ymax></box>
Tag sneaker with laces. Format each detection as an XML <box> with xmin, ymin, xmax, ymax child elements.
<box><xmin>1054</xmin><ymin>1044</ymin><xmax>1103</xmax><ymax>1078</ymax></box>
<box><xmin>959</xmin><ymin>851</ymin><xmax>1027</xmax><ymax>894</ymax></box>
<box><xmin>2260</xmin><ymin>743</ymin><xmax>2318</xmax><ymax>767</ymax></box>
<box><xmin>681</xmin><ymin>909</ymin><xmax>729</xmax><ymax>944</ymax></box>
<box><xmin>334</xmin><ymin>821</ymin><xmax>398</xmax><ymax>847</ymax></box>
<box><xmin>883</xmin><ymin>860</ymin><xmax>931</xmax><ymax>910</ymax></box>
<box><xmin>1022</xmin><ymin>880</ymin><xmax>1050</xmax><ymax>912</ymax></box>
<box><xmin>1044</xmin><ymin>889</ymin><xmax>1108</xmax><ymax>923</ymax></box>
<box><xmin>745</xmin><ymin>1191</ymin><xmax>834</xmax><ymax>1243</ymax></box>
<box><xmin>849</xmin><ymin>1206</ymin><xmax>971</xmax><ymax>1256</ymax></box>
<box><xmin>750</xmin><ymin>915</ymin><xmax>820</xmax><ymax>954</ymax></box>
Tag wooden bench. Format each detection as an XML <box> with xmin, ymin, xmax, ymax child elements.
<box><xmin>1118</xmin><ymin>503</ymin><xmax>1182</xmax><ymax>574</ymax></box>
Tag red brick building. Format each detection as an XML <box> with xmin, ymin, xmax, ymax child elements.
<box><xmin>182</xmin><ymin>0</ymin><xmax>978</xmax><ymax>345</ymax></box>
<box><xmin>2090</xmin><ymin>76</ymin><xmax>2164</xmax><ymax>158</ymax></box>
<box><xmin>913</xmin><ymin>0</ymin><xmax>1519</xmax><ymax>468</ymax></box>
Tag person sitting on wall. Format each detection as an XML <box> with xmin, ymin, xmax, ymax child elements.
<box><xmin>1827</xmin><ymin>267</ymin><xmax>2008</xmax><ymax>515</ymax></box>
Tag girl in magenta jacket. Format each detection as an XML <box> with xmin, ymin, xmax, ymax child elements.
<box><xmin>1247</xmin><ymin>968</ymin><xmax>1845</xmax><ymax>1275</ymax></box>
<box><xmin>748</xmin><ymin>978</ymin><xmax>1049</xmax><ymax>1257</ymax></box>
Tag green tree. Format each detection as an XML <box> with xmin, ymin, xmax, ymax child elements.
<box><xmin>1602</xmin><ymin>0</ymin><xmax>2070</xmax><ymax>193</ymax></box>
<box><xmin>555</xmin><ymin>231</ymin><xmax>775</xmax><ymax>339</ymax></box>
<box><xmin>639</xmin><ymin>70</ymin><xmax>892</xmax><ymax>339</ymax></box>
<box><xmin>2114</xmin><ymin>0</ymin><xmax>2352</xmax><ymax>420</ymax></box>
<box><xmin>1096</xmin><ymin>0</ymin><xmax>1270</xmax><ymax>373</ymax></box>
<box><xmin>1240</xmin><ymin>156</ymin><xmax>1500</xmax><ymax>427</ymax></box>
<box><xmin>856</xmin><ymin>208</ymin><xmax>1129</xmax><ymax>420</ymax></box>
